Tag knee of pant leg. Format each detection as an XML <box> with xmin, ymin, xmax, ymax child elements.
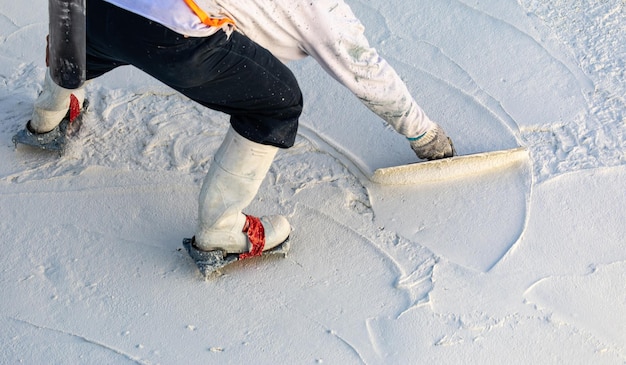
<box><xmin>230</xmin><ymin>111</ymin><xmax>300</xmax><ymax>149</ymax></box>
<box><xmin>230</xmin><ymin>80</ymin><xmax>302</xmax><ymax>148</ymax></box>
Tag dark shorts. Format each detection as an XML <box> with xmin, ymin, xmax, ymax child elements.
<box><xmin>85</xmin><ymin>0</ymin><xmax>302</xmax><ymax>148</ymax></box>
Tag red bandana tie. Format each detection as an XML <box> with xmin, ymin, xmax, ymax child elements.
<box><xmin>239</xmin><ymin>215</ymin><xmax>265</xmax><ymax>260</ymax></box>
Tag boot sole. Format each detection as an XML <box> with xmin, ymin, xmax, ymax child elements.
<box><xmin>182</xmin><ymin>237</ymin><xmax>290</xmax><ymax>279</ymax></box>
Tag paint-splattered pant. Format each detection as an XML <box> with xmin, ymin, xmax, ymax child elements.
<box><xmin>85</xmin><ymin>0</ymin><xmax>302</xmax><ymax>148</ymax></box>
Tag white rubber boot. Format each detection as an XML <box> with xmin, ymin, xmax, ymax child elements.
<box><xmin>194</xmin><ymin>127</ymin><xmax>290</xmax><ymax>255</ymax></box>
<box><xmin>31</xmin><ymin>69</ymin><xmax>86</xmax><ymax>133</ymax></box>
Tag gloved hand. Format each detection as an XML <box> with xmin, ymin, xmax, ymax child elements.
<box><xmin>408</xmin><ymin>124</ymin><xmax>456</xmax><ymax>160</ymax></box>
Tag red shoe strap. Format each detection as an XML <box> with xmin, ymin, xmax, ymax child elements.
<box><xmin>69</xmin><ymin>94</ymin><xmax>80</xmax><ymax>123</ymax></box>
<box><xmin>239</xmin><ymin>215</ymin><xmax>265</xmax><ymax>260</ymax></box>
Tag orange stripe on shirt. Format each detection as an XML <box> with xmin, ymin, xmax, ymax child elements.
<box><xmin>182</xmin><ymin>0</ymin><xmax>234</xmax><ymax>28</ymax></box>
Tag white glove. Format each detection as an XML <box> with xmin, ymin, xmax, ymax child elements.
<box><xmin>408</xmin><ymin>124</ymin><xmax>455</xmax><ymax>160</ymax></box>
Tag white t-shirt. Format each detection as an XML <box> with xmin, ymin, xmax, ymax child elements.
<box><xmin>103</xmin><ymin>0</ymin><xmax>228</xmax><ymax>37</ymax></box>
